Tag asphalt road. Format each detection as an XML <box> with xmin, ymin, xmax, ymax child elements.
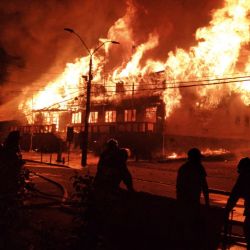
<box><xmin>25</xmin><ymin>159</ymin><xmax>243</xmax><ymax>217</ymax></box>
<box><xmin>24</xmin><ymin>159</ymin><xmax>246</xmax><ymax>249</ymax></box>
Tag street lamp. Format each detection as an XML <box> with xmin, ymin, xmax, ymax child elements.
<box><xmin>64</xmin><ymin>28</ymin><xmax>120</xmax><ymax>167</ymax></box>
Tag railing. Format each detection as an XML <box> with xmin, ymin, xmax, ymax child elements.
<box><xmin>209</xmin><ymin>188</ymin><xmax>246</xmax><ymax>249</ymax></box>
<box><xmin>72</xmin><ymin>121</ymin><xmax>158</xmax><ymax>134</ymax></box>
<box><xmin>9</xmin><ymin>124</ymin><xmax>57</xmax><ymax>134</ymax></box>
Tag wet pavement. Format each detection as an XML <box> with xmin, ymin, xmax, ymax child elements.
<box><xmin>22</xmin><ymin>151</ymin><xmax>247</xmax><ymax>249</ymax></box>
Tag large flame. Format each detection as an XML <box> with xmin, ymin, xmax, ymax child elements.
<box><xmin>20</xmin><ymin>0</ymin><xmax>250</xmax><ymax>125</ymax></box>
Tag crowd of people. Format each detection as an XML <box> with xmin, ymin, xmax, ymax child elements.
<box><xmin>93</xmin><ymin>139</ymin><xmax>250</xmax><ymax>249</ymax></box>
<box><xmin>0</xmin><ymin>132</ymin><xmax>250</xmax><ymax>248</ymax></box>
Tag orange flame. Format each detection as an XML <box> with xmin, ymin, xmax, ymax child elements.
<box><xmin>20</xmin><ymin>0</ymin><xmax>250</xmax><ymax>124</ymax></box>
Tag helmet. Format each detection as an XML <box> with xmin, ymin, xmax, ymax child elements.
<box><xmin>106</xmin><ymin>138</ymin><xmax>118</xmax><ymax>150</ymax></box>
<box><xmin>237</xmin><ymin>157</ymin><xmax>250</xmax><ymax>174</ymax></box>
<box><xmin>187</xmin><ymin>148</ymin><xmax>202</xmax><ymax>160</ymax></box>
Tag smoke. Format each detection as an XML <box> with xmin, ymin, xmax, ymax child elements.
<box><xmin>0</xmin><ymin>0</ymin><xmax>223</xmax><ymax>119</ymax></box>
<box><xmin>130</xmin><ymin>0</ymin><xmax>224</xmax><ymax>63</ymax></box>
<box><xmin>0</xmin><ymin>0</ymin><xmax>125</xmax><ymax>101</ymax></box>
<box><xmin>106</xmin><ymin>0</ymin><xmax>224</xmax><ymax>75</ymax></box>
<box><xmin>0</xmin><ymin>46</ymin><xmax>22</xmax><ymax>82</ymax></box>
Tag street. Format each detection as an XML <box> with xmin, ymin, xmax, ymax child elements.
<box><xmin>22</xmin><ymin>153</ymin><xmax>246</xmax><ymax>249</ymax></box>
<box><xmin>24</xmin><ymin>152</ymin><xmax>243</xmax><ymax>220</ymax></box>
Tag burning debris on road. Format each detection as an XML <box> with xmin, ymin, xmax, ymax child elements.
<box><xmin>163</xmin><ymin>148</ymin><xmax>235</xmax><ymax>162</ymax></box>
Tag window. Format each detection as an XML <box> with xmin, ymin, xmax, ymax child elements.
<box><xmin>72</xmin><ymin>112</ymin><xmax>82</xmax><ymax>124</ymax></box>
<box><xmin>124</xmin><ymin>109</ymin><xmax>136</xmax><ymax>122</ymax></box>
<box><xmin>43</xmin><ymin>112</ymin><xmax>59</xmax><ymax>130</ymax></box>
<box><xmin>105</xmin><ymin>110</ymin><xmax>116</xmax><ymax>123</ymax></box>
<box><xmin>145</xmin><ymin>107</ymin><xmax>157</xmax><ymax>122</ymax></box>
<box><xmin>147</xmin><ymin>123</ymin><xmax>154</xmax><ymax>131</ymax></box>
<box><xmin>139</xmin><ymin>123</ymin><xmax>145</xmax><ymax>132</ymax></box>
<box><xmin>89</xmin><ymin>111</ymin><xmax>98</xmax><ymax>123</ymax></box>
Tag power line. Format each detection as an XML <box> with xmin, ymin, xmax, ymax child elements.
<box><xmin>12</xmin><ymin>73</ymin><xmax>250</xmax><ymax>117</ymax></box>
<box><xmin>21</xmin><ymin>76</ymin><xmax>250</xmax><ymax>116</ymax></box>
<box><xmin>10</xmin><ymin>74</ymin><xmax>250</xmax><ymax>115</ymax></box>
<box><xmin>3</xmin><ymin>74</ymin><xmax>250</xmax><ymax>93</ymax></box>
<box><xmin>98</xmin><ymin>77</ymin><xmax>250</xmax><ymax>93</ymax></box>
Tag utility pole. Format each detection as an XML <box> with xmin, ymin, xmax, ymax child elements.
<box><xmin>30</xmin><ymin>94</ymin><xmax>33</xmax><ymax>152</ymax></box>
<box><xmin>81</xmin><ymin>56</ymin><xmax>92</xmax><ymax>166</ymax></box>
<box><xmin>64</xmin><ymin>28</ymin><xmax>120</xmax><ymax>167</ymax></box>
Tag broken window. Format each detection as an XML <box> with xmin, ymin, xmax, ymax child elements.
<box><xmin>124</xmin><ymin>109</ymin><xmax>136</xmax><ymax>122</ymax></box>
<box><xmin>89</xmin><ymin>111</ymin><xmax>98</xmax><ymax>123</ymax></box>
<box><xmin>105</xmin><ymin>110</ymin><xmax>116</xmax><ymax>123</ymax></box>
<box><xmin>145</xmin><ymin>107</ymin><xmax>157</xmax><ymax>122</ymax></box>
<box><xmin>72</xmin><ymin>112</ymin><xmax>82</xmax><ymax>124</ymax></box>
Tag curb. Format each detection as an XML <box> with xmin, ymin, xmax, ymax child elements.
<box><xmin>24</xmin><ymin>159</ymin><xmax>71</xmax><ymax>168</ymax></box>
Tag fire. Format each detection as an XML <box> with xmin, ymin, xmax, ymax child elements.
<box><xmin>19</xmin><ymin>54</ymin><xmax>104</xmax><ymax>124</ymax></box>
<box><xmin>202</xmin><ymin>148</ymin><xmax>230</xmax><ymax>156</ymax></box>
<box><xmin>113</xmin><ymin>33</ymin><xmax>159</xmax><ymax>79</ymax></box>
<box><xmin>163</xmin><ymin>0</ymin><xmax>250</xmax><ymax>112</ymax></box>
<box><xmin>19</xmin><ymin>0</ymin><xmax>250</xmax><ymax>124</ymax></box>
<box><xmin>166</xmin><ymin>148</ymin><xmax>231</xmax><ymax>161</ymax></box>
<box><xmin>167</xmin><ymin>152</ymin><xmax>179</xmax><ymax>159</ymax></box>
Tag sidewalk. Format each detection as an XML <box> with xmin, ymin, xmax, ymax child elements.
<box><xmin>22</xmin><ymin>150</ymin><xmax>99</xmax><ymax>169</ymax></box>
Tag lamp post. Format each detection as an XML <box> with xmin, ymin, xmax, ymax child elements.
<box><xmin>64</xmin><ymin>28</ymin><xmax>119</xmax><ymax>167</ymax></box>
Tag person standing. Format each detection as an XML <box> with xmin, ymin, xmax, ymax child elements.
<box><xmin>176</xmin><ymin>148</ymin><xmax>209</xmax><ymax>209</ymax></box>
<box><xmin>176</xmin><ymin>148</ymin><xmax>210</xmax><ymax>249</ymax></box>
<box><xmin>94</xmin><ymin>138</ymin><xmax>134</xmax><ymax>193</ymax></box>
<box><xmin>87</xmin><ymin>139</ymin><xmax>134</xmax><ymax>249</ymax></box>
<box><xmin>225</xmin><ymin>157</ymin><xmax>250</xmax><ymax>249</ymax></box>
<box><xmin>0</xmin><ymin>130</ymin><xmax>25</xmax><ymax>195</ymax></box>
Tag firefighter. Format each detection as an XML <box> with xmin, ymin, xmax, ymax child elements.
<box><xmin>94</xmin><ymin>138</ymin><xmax>134</xmax><ymax>192</ymax></box>
<box><xmin>87</xmin><ymin>139</ymin><xmax>134</xmax><ymax>248</ymax></box>
<box><xmin>225</xmin><ymin>157</ymin><xmax>250</xmax><ymax>249</ymax></box>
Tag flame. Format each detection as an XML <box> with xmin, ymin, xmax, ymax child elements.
<box><xmin>162</xmin><ymin>0</ymin><xmax>250</xmax><ymax>113</ymax></box>
<box><xmin>19</xmin><ymin>54</ymin><xmax>104</xmax><ymax>123</ymax></box>
<box><xmin>19</xmin><ymin>0</ymin><xmax>250</xmax><ymax>126</ymax></box>
<box><xmin>166</xmin><ymin>148</ymin><xmax>231</xmax><ymax>160</ymax></box>
<box><xmin>202</xmin><ymin>148</ymin><xmax>230</xmax><ymax>156</ymax></box>
<box><xmin>167</xmin><ymin>152</ymin><xmax>179</xmax><ymax>159</ymax></box>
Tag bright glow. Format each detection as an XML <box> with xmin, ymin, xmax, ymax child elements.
<box><xmin>19</xmin><ymin>0</ymin><xmax>250</xmax><ymax>124</ymax></box>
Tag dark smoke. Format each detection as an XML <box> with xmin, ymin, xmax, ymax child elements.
<box><xmin>0</xmin><ymin>46</ymin><xmax>23</xmax><ymax>84</ymax></box>
<box><xmin>0</xmin><ymin>0</ymin><xmax>223</xmax><ymax>113</ymax></box>
<box><xmin>131</xmin><ymin>0</ymin><xmax>224</xmax><ymax>64</ymax></box>
<box><xmin>0</xmin><ymin>0</ymin><xmax>126</xmax><ymax>102</ymax></box>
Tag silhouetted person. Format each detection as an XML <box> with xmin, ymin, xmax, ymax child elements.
<box><xmin>176</xmin><ymin>147</ymin><xmax>209</xmax><ymax>209</ymax></box>
<box><xmin>87</xmin><ymin>139</ymin><xmax>134</xmax><ymax>248</ymax></box>
<box><xmin>176</xmin><ymin>148</ymin><xmax>209</xmax><ymax>249</ymax></box>
<box><xmin>0</xmin><ymin>131</ymin><xmax>24</xmax><ymax>195</ymax></box>
<box><xmin>94</xmin><ymin>138</ymin><xmax>134</xmax><ymax>193</ymax></box>
<box><xmin>0</xmin><ymin>131</ymin><xmax>25</xmax><ymax>249</ymax></box>
<box><xmin>225</xmin><ymin>157</ymin><xmax>250</xmax><ymax>249</ymax></box>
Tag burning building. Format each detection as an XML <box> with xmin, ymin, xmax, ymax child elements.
<box><xmin>1</xmin><ymin>0</ymin><xmax>250</xmax><ymax>158</ymax></box>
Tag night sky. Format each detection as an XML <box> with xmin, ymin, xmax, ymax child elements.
<box><xmin>0</xmin><ymin>0</ymin><xmax>223</xmax><ymax>107</ymax></box>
